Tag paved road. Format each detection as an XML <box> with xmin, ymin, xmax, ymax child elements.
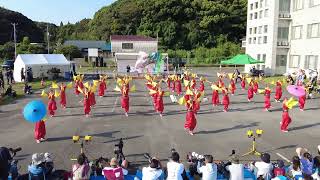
<box><xmin>1</xmin><ymin>67</ymin><xmax>319</xmax><ymax>173</ymax></box>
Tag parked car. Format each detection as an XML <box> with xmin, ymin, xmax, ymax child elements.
<box><xmin>1</xmin><ymin>60</ymin><xmax>14</xmax><ymax>70</ymax></box>
<box><xmin>249</xmin><ymin>67</ymin><xmax>264</xmax><ymax>77</ymax></box>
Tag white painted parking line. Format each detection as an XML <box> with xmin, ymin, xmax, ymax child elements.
<box><xmin>276</xmin><ymin>153</ymin><xmax>291</xmax><ymax>163</ymax></box>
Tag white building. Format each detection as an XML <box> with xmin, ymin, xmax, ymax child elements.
<box><xmin>244</xmin><ymin>0</ymin><xmax>320</xmax><ymax>75</ymax></box>
<box><xmin>110</xmin><ymin>35</ymin><xmax>158</xmax><ymax>73</ymax></box>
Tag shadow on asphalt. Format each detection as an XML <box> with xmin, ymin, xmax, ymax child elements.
<box><xmin>196</xmin><ymin>122</ymin><xmax>260</xmax><ymax>135</ymax></box>
<box><xmin>262</xmin><ymin>144</ymin><xmax>298</xmax><ymax>153</ymax></box>
<box><xmin>290</xmin><ymin>122</ymin><xmax>320</xmax><ymax>131</ymax></box>
<box><xmin>103</xmin><ymin>135</ymin><xmax>143</xmax><ymax>143</ymax></box>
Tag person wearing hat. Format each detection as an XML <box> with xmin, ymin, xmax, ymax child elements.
<box><xmin>226</xmin><ymin>155</ymin><xmax>244</xmax><ymax>180</ymax></box>
<box><xmin>251</xmin><ymin>153</ymin><xmax>273</xmax><ymax>179</ymax></box>
<box><xmin>102</xmin><ymin>157</ymin><xmax>128</xmax><ymax>178</ymax></box>
<box><xmin>44</xmin><ymin>152</ymin><xmax>54</xmax><ymax>175</ymax></box>
<box><xmin>28</xmin><ymin>153</ymin><xmax>47</xmax><ymax>178</ymax></box>
<box><xmin>142</xmin><ymin>158</ymin><xmax>163</xmax><ymax>180</ymax></box>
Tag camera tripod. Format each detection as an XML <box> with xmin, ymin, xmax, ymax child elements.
<box><xmin>242</xmin><ymin>137</ymin><xmax>261</xmax><ymax>157</ymax></box>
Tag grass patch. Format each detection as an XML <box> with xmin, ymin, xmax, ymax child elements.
<box><xmin>0</xmin><ymin>79</ymin><xmax>54</xmax><ymax>105</ymax></box>
<box><xmin>77</xmin><ymin>66</ymin><xmax>115</xmax><ymax>74</ymax></box>
<box><xmin>263</xmin><ymin>76</ymin><xmax>285</xmax><ymax>83</ymax></box>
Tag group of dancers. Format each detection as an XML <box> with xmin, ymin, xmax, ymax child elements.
<box><xmin>33</xmin><ymin>70</ymin><xmax>311</xmax><ymax>142</ymax></box>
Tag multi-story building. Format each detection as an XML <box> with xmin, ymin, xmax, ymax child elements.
<box><xmin>244</xmin><ymin>0</ymin><xmax>320</xmax><ymax>75</ymax></box>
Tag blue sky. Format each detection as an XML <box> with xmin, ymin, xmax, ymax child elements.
<box><xmin>0</xmin><ymin>0</ymin><xmax>116</xmax><ymax>25</ymax></box>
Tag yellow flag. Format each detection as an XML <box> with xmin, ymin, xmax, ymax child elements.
<box><xmin>54</xmin><ymin>90</ymin><xmax>60</xmax><ymax>97</ymax></box>
<box><xmin>164</xmin><ymin>92</ymin><xmax>170</xmax><ymax>96</ymax></box>
<box><xmin>228</xmin><ymin>73</ymin><xmax>233</xmax><ymax>79</ymax></box>
<box><xmin>149</xmin><ymin>89</ymin><xmax>157</xmax><ymax>95</ymax></box>
<box><xmin>91</xmin><ymin>85</ymin><xmax>97</xmax><ymax>92</ymax></box>
<box><xmin>286</xmin><ymin>97</ymin><xmax>298</xmax><ymax>109</ymax></box>
<box><xmin>211</xmin><ymin>84</ymin><xmax>220</xmax><ymax>91</ymax></box>
<box><xmin>73</xmin><ymin>75</ymin><xmax>78</xmax><ymax>81</ymax></box>
<box><xmin>84</xmin><ymin>82</ymin><xmax>90</xmax><ymax>89</ymax></box>
<box><xmin>117</xmin><ymin>78</ymin><xmax>123</xmax><ymax>86</ymax></box>
<box><xmin>186</xmin><ymin>88</ymin><xmax>193</xmax><ymax>95</ymax></box>
<box><xmin>258</xmin><ymin>89</ymin><xmax>265</xmax><ymax>94</ymax></box>
<box><xmin>114</xmin><ymin>85</ymin><xmax>121</xmax><ymax>92</ymax></box>
<box><xmin>41</xmin><ymin>90</ymin><xmax>47</xmax><ymax>97</ymax></box>
<box><xmin>78</xmin><ymin>86</ymin><xmax>84</xmax><ymax>94</ymax></box>
<box><xmin>178</xmin><ymin>97</ymin><xmax>186</xmax><ymax>105</ymax></box>
<box><xmin>52</xmin><ymin>82</ymin><xmax>59</xmax><ymax>89</ymax></box>
<box><xmin>93</xmin><ymin>80</ymin><xmax>99</xmax><ymax>86</ymax></box>
<box><xmin>246</xmin><ymin>78</ymin><xmax>252</xmax><ymax>84</ymax></box>
<box><xmin>183</xmin><ymin>79</ymin><xmax>190</xmax><ymax>87</ymax></box>
<box><xmin>130</xmin><ymin>85</ymin><xmax>136</xmax><ymax>92</ymax></box>
<box><xmin>67</xmin><ymin>82</ymin><xmax>73</xmax><ymax>88</ymax></box>
<box><xmin>145</xmin><ymin>74</ymin><xmax>152</xmax><ymax>81</ymax></box>
<box><xmin>271</xmin><ymin>80</ymin><xmax>275</xmax><ymax>85</ymax></box>
<box><xmin>80</xmin><ymin>74</ymin><xmax>84</xmax><ymax>81</ymax></box>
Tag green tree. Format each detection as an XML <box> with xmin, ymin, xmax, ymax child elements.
<box><xmin>54</xmin><ymin>45</ymin><xmax>81</xmax><ymax>59</ymax></box>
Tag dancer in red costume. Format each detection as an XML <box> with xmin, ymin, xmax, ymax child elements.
<box><xmin>191</xmin><ymin>78</ymin><xmax>196</xmax><ymax>90</ymax></box>
<box><xmin>98</xmin><ymin>77</ymin><xmax>107</xmax><ymax>97</ymax></box>
<box><xmin>299</xmin><ymin>94</ymin><xmax>306</xmax><ymax>111</ymax></box>
<box><xmin>264</xmin><ymin>86</ymin><xmax>271</xmax><ymax>111</ymax></box>
<box><xmin>253</xmin><ymin>80</ymin><xmax>259</xmax><ymax>94</ymax></box>
<box><xmin>280</xmin><ymin>98</ymin><xmax>292</xmax><ymax>132</ymax></box>
<box><xmin>59</xmin><ymin>82</ymin><xmax>67</xmax><ymax>108</ymax></box>
<box><xmin>222</xmin><ymin>88</ymin><xmax>230</xmax><ymax>112</ymax></box>
<box><xmin>241</xmin><ymin>77</ymin><xmax>246</xmax><ymax>90</ymax></box>
<box><xmin>218</xmin><ymin>77</ymin><xmax>225</xmax><ymax>88</ymax></box>
<box><xmin>274</xmin><ymin>80</ymin><xmax>283</xmax><ymax>102</ymax></box>
<box><xmin>34</xmin><ymin>119</ymin><xmax>46</xmax><ymax>143</ymax></box>
<box><xmin>212</xmin><ymin>83</ymin><xmax>220</xmax><ymax>107</ymax></box>
<box><xmin>175</xmin><ymin>76</ymin><xmax>182</xmax><ymax>95</ymax></box>
<box><xmin>229</xmin><ymin>78</ymin><xmax>236</xmax><ymax>95</ymax></box>
<box><xmin>166</xmin><ymin>76</ymin><xmax>172</xmax><ymax>90</ymax></box>
<box><xmin>83</xmin><ymin>87</ymin><xmax>91</xmax><ymax>117</ymax></box>
<box><xmin>247</xmin><ymin>84</ymin><xmax>254</xmax><ymax>102</ymax></box>
<box><xmin>192</xmin><ymin>90</ymin><xmax>201</xmax><ymax>114</ymax></box>
<box><xmin>74</xmin><ymin>79</ymin><xmax>80</xmax><ymax>96</ymax></box>
<box><xmin>198</xmin><ymin>77</ymin><xmax>205</xmax><ymax>92</ymax></box>
<box><xmin>155</xmin><ymin>88</ymin><xmax>164</xmax><ymax>117</ymax></box>
<box><xmin>88</xmin><ymin>84</ymin><xmax>96</xmax><ymax>107</ymax></box>
<box><xmin>120</xmin><ymin>79</ymin><xmax>130</xmax><ymax>117</ymax></box>
<box><xmin>47</xmin><ymin>89</ymin><xmax>57</xmax><ymax>117</ymax></box>
<box><xmin>184</xmin><ymin>96</ymin><xmax>197</xmax><ymax>136</ymax></box>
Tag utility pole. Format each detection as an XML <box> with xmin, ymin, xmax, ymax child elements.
<box><xmin>11</xmin><ymin>23</ymin><xmax>17</xmax><ymax>59</ymax></box>
<box><xmin>47</xmin><ymin>24</ymin><xmax>50</xmax><ymax>54</ymax></box>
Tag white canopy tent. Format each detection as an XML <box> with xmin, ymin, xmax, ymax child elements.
<box><xmin>14</xmin><ymin>54</ymin><xmax>71</xmax><ymax>82</ymax></box>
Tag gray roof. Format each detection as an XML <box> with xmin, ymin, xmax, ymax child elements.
<box><xmin>64</xmin><ymin>40</ymin><xmax>111</xmax><ymax>50</ymax></box>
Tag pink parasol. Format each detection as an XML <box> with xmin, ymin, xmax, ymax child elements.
<box><xmin>286</xmin><ymin>85</ymin><xmax>305</xmax><ymax>97</ymax></box>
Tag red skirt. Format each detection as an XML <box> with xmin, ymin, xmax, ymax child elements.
<box><xmin>84</xmin><ymin>97</ymin><xmax>91</xmax><ymax>115</ymax></box>
<box><xmin>74</xmin><ymin>86</ymin><xmax>80</xmax><ymax>95</ymax></box>
<box><xmin>222</xmin><ymin>96</ymin><xmax>229</xmax><ymax>110</ymax></box>
<box><xmin>212</xmin><ymin>92</ymin><xmax>220</xmax><ymax>105</ymax></box>
<box><xmin>299</xmin><ymin>96</ymin><xmax>306</xmax><ymax>109</ymax></box>
<box><xmin>175</xmin><ymin>82</ymin><xmax>181</xmax><ymax>95</ymax></box>
<box><xmin>248</xmin><ymin>89</ymin><xmax>254</xmax><ymax>100</ymax></box>
<box><xmin>121</xmin><ymin>96</ymin><xmax>130</xmax><ymax>113</ymax></box>
<box><xmin>264</xmin><ymin>96</ymin><xmax>271</xmax><ymax>109</ymax></box>
<box><xmin>241</xmin><ymin>81</ymin><xmax>246</xmax><ymax>89</ymax></box>
<box><xmin>48</xmin><ymin>100</ymin><xmax>57</xmax><ymax>115</ymax></box>
<box><xmin>281</xmin><ymin>111</ymin><xmax>292</xmax><ymax>131</ymax></box>
<box><xmin>156</xmin><ymin>98</ymin><xmax>164</xmax><ymax>113</ymax></box>
<box><xmin>193</xmin><ymin>102</ymin><xmax>200</xmax><ymax>113</ymax></box>
<box><xmin>90</xmin><ymin>92</ymin><xmax>96</xmax><ymax>106</ymax></box>
<box><xmin>60</xmin><ymin>91</ymin><xmax>66</xmax><ymax>106</ymax></box>
<box><xmin>199</xmin><ymin>84</ymin><xmax>204</xmax><ymax>92</ymax></box>
<box><xmin>34</xmin><ymin>121</ymin><xmax>46</xmax><ymax>140</ymax></box>
<box><xmin>98</xmin><ymin>85</ymin><xmax>105</xmax><ymax>97</ymax></box>
<box><xmin>184</xmin><ymin>111</ymin><xmax>197</xmax><ymax>131</ymax></box>
<box><xmin>274</xmin><ymin>89</ymin><xmax>282</xmax><ymax>100</ymax></box>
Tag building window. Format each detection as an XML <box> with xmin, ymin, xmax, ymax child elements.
<box><xmin>307</xmin><ymin>23</ymin><xmax>320</xmax><ymax>38</ymax></box>
<box><xmin>264</xmin><ymin>25</ymin><xmax>268</xmax><ymax>33</ymax></box>
<box><xmin>258</xmin><ymin>26</ymin><xmax>262</xmax><ymax>34</ymax></box>
<box><xmin>293</xmin><ymin>0</ymin><xmax>304</xmax><ymax>11</ymax></box>
<box><xmin>250</xmin><ymin>3</ymin><xmax>254</xmax><ymax>10</ymax></box>
<box><xmin>290</xmin><ymin>55</ymin><xmax>301</xmax><ymax>68</ymax></box>
<box><xmin>292</xmin><ymin>25</ymin><xmax>303</xmax><ymax>39</ymax></box>
<box><xmin>264</xmin><ymin>9</ymin><xmax>269</xmax><ymax>17</ymax></box>
<box><xmin>254</xmin><ymin>12</ymin><xmax>258</xmax><ymax>19</ymax></box>
<box><xmin>278</xmin><ymin>27</ymin><xmax>289</xmax><ymax>41</ymax></box>
<box><xmin>262</xmin><ymin>54</ymin><xmax>266</xmax><ymax>61</ymax></box>
<box><xmin>249</xmin><ymin>28</ymin><xmax>253</xmax><ymax>34</ymax></box>
<box><xmin>249</xmin><ymin>38</ymin><xmax>252</xmax><ymax>44</ymax></box>
<box><xmin>263</xmin><ymin>36</ymin><xmax>268</xmax><ymax>43</ymax></box>
<box><xmin>253</xmin><ymin>37</ymin><xmax>257</xmax><ymax>44</ymax></box>
<box><xmin>305</xmin><ymin>55</ymin><xmax>319</xmax><ymax>69</ymax></box>
<box><xmin>276</xmin><ymin>55</ymin><xmax>287</xmax><ymax>66</ymax></box>
<box><xmin>255</xmin><ymin>2</ymin><xmax>259</xmax><ymax>8</ymax></box>
<box><xmin>122</xmin><ymin>43</ymin><xmax>133</xmax><ymax>49</ymax></box>
<box><xmin>265</xmin><ymin>0</ymin><xmax>269</xmax><ymax>6</ymax></box>
<box><xmin>258</xmin><ymin>37</ymin><xmax>262</xmax><ymax>44</ymax></box>
<box><xmin>257</xmin><ymin>54</ymin><xmax>261</xmax><ymax>60</ymax></box>
<box><xmin>260</xmin><ymin>0</ymin><xmax>264</xmax><ymax>8</ymax></box>
<box><xmin>259</xmin><ymin>10</ymin><xmax>263</xmax><ymax>18</ymax></box>
<box><xmin>254</xmin><ymin>27</ymin><xmax>257</xmax><ymax>34</ymax></box>
<box><xmin>310</xmin><ymin>0</ymin><xmax>320</xmax><ymax>7</ymax></box>
<box><xmin>279</xmin><ymin>0</ymin><xmax>291</xmax><ymax>13</ymax></box>
<box><xmin>250</xmin><ymin>13</ymin><xmax>253</xmax><ymax>20</ymax></box>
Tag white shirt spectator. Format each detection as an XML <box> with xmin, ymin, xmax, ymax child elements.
<box><xmin>102</xmin><ymin>166</ymin><xmax>128</xmax><ymax>176</ymax></box>
<box><xmin>254</xmin><ymin>161</ymin><xmax>273</xmax><ymax>178</ymax></box>
<box><xmin>142</xmin><ymin>167</ymin><xmax>163</xmax><ymax>180</ymax></box>
<box><xmin>166</xmin><ymin>161</ymin><xmax>184</xmax><ymax>180</ymax></box>
<box><xmin>197</xmin><ymin>162</ymin><xmax>217</xmax><ymax>180</ymax></box>
<box><xmin>226</xmin><ymin>163</ymin><xmax>244</xmax><ymax>180</ymax></box>
<box><xmin>312</xmin><ymin>172</ymin><xmax>320</xmax><ymax>180</ymax></box>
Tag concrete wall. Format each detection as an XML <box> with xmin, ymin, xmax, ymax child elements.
<box><xmin>111</xmin><ymin>41</ymin><xmax>158</xmax><ymax>54</ymax></box>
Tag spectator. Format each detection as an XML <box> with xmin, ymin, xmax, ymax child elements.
<box><xmin>296</xmin><ymin>147</ymin><xmax>313</xmax><ymax>177</ymax></box>
<box><xmin>4</xmin><ymin>85</ymin><xmax>17</xmax><ymax>98</ymax></box>
<box><xmin>0</xmin><ymin>147</ymin><xmax>13</xmax><ymax>180</ymax></box>
<box><xmin>312</xmin><ymin>156</ymin><xmax>320</xmax><ymax>180</ymax></box>
<box><xmin>167</xmin><ymin>151</ymin><xmax>184</xmax><ymax>180</ymax></box>
<box><xmin>196</xmin><ymin>154</ymin><xmax>217</xmax><ymax>180</ymax></box>
<box><xmin>72</xmin><ymin>153</ymin><xmax>90</xmax><ymax>180</ymax></box>
<box><xmin>5</xmin><ymin>70</ymin><xmax>10</xmax><ymax>84</ymax></box>
<box><xmin>233</xmin><ymin>69</ymin><xmax>242</xmax><ymax>83</ymax></box>
<box><xmin>44</xmin><ymin>152</ymin><xmax>54</xmax><ymax>175</ymax></box>
<box><xmin>252</xmin><ymin>153</ymin><xmax>273</xmax><ymax>179</ymax></box>
<box><xmin>126</xmin><ymin>65</ymin><xmax>131</xmax><ymax>74</ymax></box>
<box><xmin>24</xmin><ymin>82</ymin><xmax>32</xmax><ymax>94</ymax></box>
<box><xmin>142</xmin><ymin>158</ymin><xmax>163</xmax><ymax>180</ymax></box>
<box><xmin>21</xmin><ymin>68</ymin><xmax>25</xmax><ymax>82</ymax></box>
<box><xmin>226</xmin><ymin>155</ymin><xmax>244</xmax><ymax>180</ymax></box>
<box><xmin>28</xmin><ymin>153</ymin><xmax>47</xmax><ymax>179</ymax></box>
<box><xmin>102</xmin><ymin>157</ymin><xmax>128</xmax><ymax>179</ymax></box>
<box><xmin>288</xmin><ymin>156</ymin><xmax>302</xmax><ymax>178</ymax></box>
<box><xmin>273</xmin><ymin>160</ymin><xmax>286</xmax><ymax>177</ymax></box>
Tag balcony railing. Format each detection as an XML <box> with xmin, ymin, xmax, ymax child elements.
<box><xmin>279</xmin><ymin>12</ymin><xmax>291</xmax><ymax>19</ymax></box>
<box><xmin>277</xmin><ymin>41</ymin><xmax>290</xmax><ymax>48</ymax></box>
